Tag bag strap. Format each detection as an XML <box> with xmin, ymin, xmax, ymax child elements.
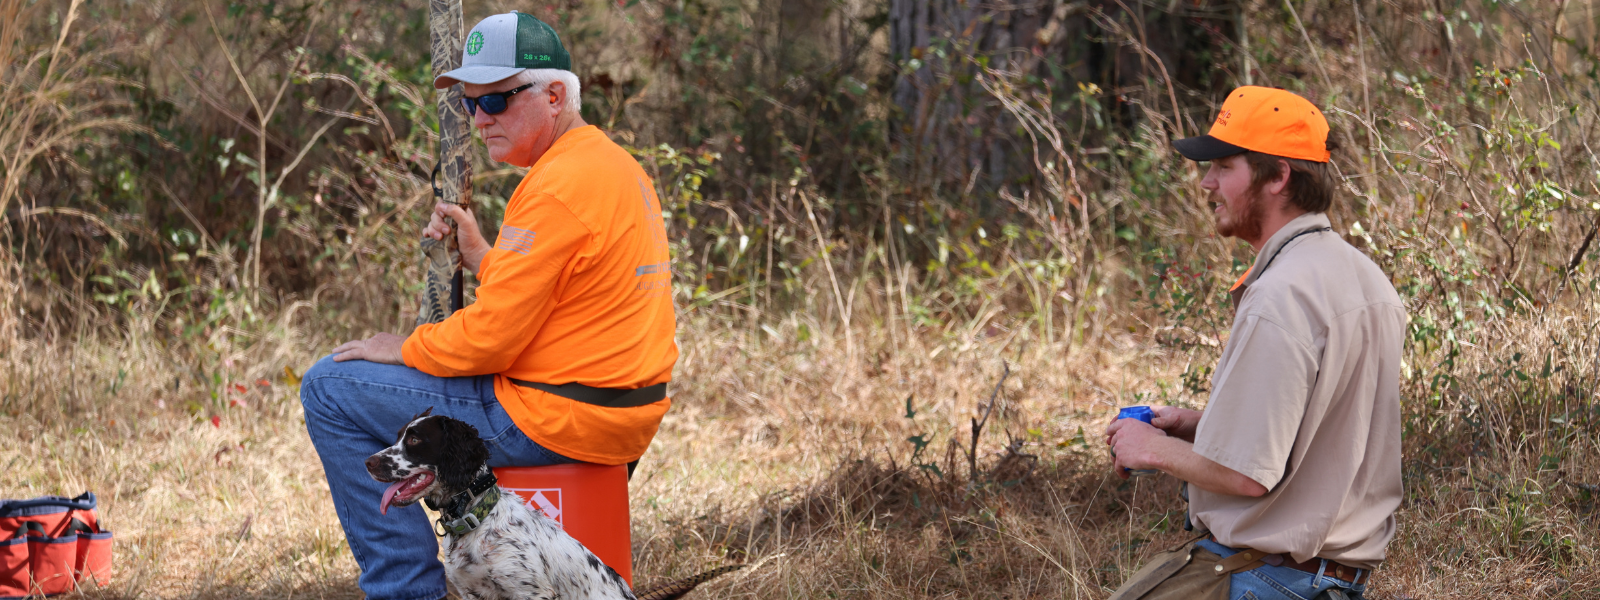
<box><xmin>43</xmin><ymin>506</ymin><xmax>97</xmax><ymax>537</ymax></box>
<box><xmin>8</xmin><ymin>519</ymin><xmax>94</xmax><ymax>539</ymax></box>
<box><xmin>1163</xmin><ymin>528</ymin><xmax>1212</xmax><ymax>553</ymax></box>
<box><xmin>0</xmin><ymin>491</ymin><xmax>97</xmax><ymax>518</ymax></box>
<box><xmin>52</xmin><ymin>507</ymin><xmax>77</xmax><ymax>537</ymax></box>
<box><xmin>11</xmin><ymin>521</ymin><xmax>46</xmax><ymax>538</ymax></box>
<box><xmin>59</xmin><ymin>517</ymin><xmax>95</xmax><ymax>536</ymax></box>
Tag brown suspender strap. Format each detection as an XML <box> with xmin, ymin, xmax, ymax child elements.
<box><xmin>507</xmin><ymin>378</ymin><xmax>667</xmax><ymax>408</ymax></box>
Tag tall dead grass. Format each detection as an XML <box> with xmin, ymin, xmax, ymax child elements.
<box><xmin>5</xmin><ymin>302</ymin><xmax>1593</xmax><ymax>598</ymax></box>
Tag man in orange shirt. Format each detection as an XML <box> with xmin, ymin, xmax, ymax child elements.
<box><xmin>299</xmin><ymin>12</ymin><xmax>676</xmax><ymax>599</ymax></box>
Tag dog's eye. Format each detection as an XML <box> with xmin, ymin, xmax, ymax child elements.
<box><xmin>405</xmin><ymin>435</ymin><xmax>420</xmax><ymax>446</ymax></box>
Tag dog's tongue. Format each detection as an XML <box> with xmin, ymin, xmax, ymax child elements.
<box><xmin>380</xmin><ymin>479</ymin><xmax>407</xmax><ymax>516</ymax></box>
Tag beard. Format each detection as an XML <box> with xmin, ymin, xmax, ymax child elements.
<box><xmin>1212</xmin><ymin>186</ymin><xmax>1265</xmax><ymax>241</ymax></box>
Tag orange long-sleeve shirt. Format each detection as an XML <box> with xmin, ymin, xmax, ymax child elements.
<box><xmin>402</xmin><ymin>125</ymin><xmax>677</xmax><ymax>464</ymax></box>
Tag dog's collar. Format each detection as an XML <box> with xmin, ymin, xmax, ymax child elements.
<box><xmin>427</xmin><ymin>468</ymin><xmax>499</xmax><ymax>536</ymax></box>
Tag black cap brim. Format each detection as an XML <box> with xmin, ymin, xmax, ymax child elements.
<box><xmin>1173</xmin><ymin>135</ymin><xmax>1248</xmax><ymax>161</ymax></box>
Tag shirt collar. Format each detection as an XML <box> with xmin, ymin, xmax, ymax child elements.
<box><xmin>1228</xmin><ymin>212</ymin><xmax>1332</xmax><ymax>311</ymax></box>
<box><xmin>1234</xmin><ymin>212</ymin><xmax>1332</xmax><ymax>292</ymax></box>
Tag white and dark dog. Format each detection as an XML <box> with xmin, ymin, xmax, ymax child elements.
<box><xmin>365</xmin><ymin>409</ymin><xmax>739</xmax><ymax>600</ymax></box>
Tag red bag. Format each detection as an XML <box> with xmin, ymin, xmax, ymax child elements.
<box><xmin>1</xmin><ymin>492</ymin><xmax>112</xmax><ymax>599</ymax></box>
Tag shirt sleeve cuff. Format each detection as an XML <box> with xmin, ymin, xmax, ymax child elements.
<box><xmin>1193</xmin><ymin>442</ymin><xmax>1282</xmax><ymax>490</ymax></box>
<box><xmin>400</xmin><ymin>331</ymin><xmax>425</xmax><ymax>371</ymax></box>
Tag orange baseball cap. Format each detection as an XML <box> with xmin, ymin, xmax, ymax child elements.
<box><xmin>1174</xmin><ymin>86</ymin><xmax>1331</xmax><ymax>163</ymax></box>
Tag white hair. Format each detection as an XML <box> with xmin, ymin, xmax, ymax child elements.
<box><xmin>514</xmin><ymin>69</ymin><xmax>581</xmax><ymax>114</ymax></box>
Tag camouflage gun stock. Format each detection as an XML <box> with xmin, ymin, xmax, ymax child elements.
<box><xmin>419</xmin><ymin>0</ymin><xmax>474</xmax><ymax>326</ymax></box>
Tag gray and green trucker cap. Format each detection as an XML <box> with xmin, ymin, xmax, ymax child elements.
<box><xmin>433</xmin><ymin>11</ymin><xmax>572</xmax><ymax>89</ymax></box>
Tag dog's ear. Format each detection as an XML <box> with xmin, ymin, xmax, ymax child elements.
<box><xmin>414</xmin><ymin>407</ymin><xmax>434</xmax><ymax>420</ymax></box>
<box><xmin>435</xmin><ymin>418</ymin><xmax>490</xmax><ymax>490</ymax></box>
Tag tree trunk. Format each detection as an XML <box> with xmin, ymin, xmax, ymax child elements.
<box><xmin>889</xmin><ymin>0</ymin><xmax>1240</xmax><ymax>200</ymax></box>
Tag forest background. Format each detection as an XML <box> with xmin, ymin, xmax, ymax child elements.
<box><xmin>3</xmin><ymin>0</ymin><xmax>1598</xmax><ymax>597</ymax></box>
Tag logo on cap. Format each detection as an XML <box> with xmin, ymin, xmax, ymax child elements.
<box><xmin>433</xmin><ymin>11</ymin><xmax>573</xmax><ymax>89</ymax></box>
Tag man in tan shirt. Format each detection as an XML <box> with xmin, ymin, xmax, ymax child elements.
<box><xmin>1105</xmin><ymin>87</ymin><xmax>1404</xmax><ymax>600</ymax></box>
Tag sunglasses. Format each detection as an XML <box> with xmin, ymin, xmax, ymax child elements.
<box><xmin>460</xmin><ymin>83</ymin><xmax>535</xmax><ymax>116</ymax></box>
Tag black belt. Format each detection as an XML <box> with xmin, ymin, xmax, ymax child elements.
<box><xmin>507</xmin><ymin>378</ymin><xmax>667</xmax><ymax>408</ymax></box>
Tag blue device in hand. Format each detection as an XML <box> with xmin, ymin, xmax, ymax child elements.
<box><xmin>1117</xmin><ymin>406</ymin><xmax>1155</xmax><ymax>424</ymax></box>
<box><xmin>1116</xmin><ymin>406</ymin><xmax>1160</xmax><ymax>475</ymax></box>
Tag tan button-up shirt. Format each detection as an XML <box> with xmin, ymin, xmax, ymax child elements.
<box><xmin>1190</xmin><ymin>212</ymin><xmax>1406</xmax><ymax>569</ymax></box>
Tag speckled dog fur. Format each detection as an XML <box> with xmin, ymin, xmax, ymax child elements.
<box><xmin>442</xmin><ymin>478</ymin><xmax>635</xmax><ymax>600</ymax></box>
<box><xmin>366</xmin><ymin>410</ymin><xmax>732</xmax><ymax>600</ymax></box>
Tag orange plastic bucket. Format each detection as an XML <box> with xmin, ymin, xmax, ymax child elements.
<box><xmin>493</xmin><ymin>464</ymin><xmax>633</xmax><ymax>585</ymax></box>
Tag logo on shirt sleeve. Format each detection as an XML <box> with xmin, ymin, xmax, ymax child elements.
<box><xmin>634</xmin><ymin>262</ymin><xmax>670</xmax><ymax>276</ymax></box>
<box><xmin>637</xmin><ymin>179</ymin><xmax>669</xmax><ymax>256</ymax></box>
<box><xmin>497</xmin><ymin>225</ymin><xmax>537</xmax><ymax>255</ymax></box>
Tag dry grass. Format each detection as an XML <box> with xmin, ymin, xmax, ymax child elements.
<box><xmin>3</xmin><ymin>294</ymin><xmax>1597</xmax><ymax>598</ymax></box>
<box><xmin>3</xmin><ymin>297</ymin><xmax>1188</xmax><ymax>598</ymax></box>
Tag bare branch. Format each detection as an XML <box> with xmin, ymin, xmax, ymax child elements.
<box><xmin>968</xmin><ymin>360</ymin><xmax>1011</xmax><ymax>483</ymax></box>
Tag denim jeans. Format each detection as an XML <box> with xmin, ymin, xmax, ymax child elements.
<box><xmin>1198</xmin><ymin>539</ymin><xmax>1369</xmax><ymax>600</ymax></box>
<box><xmin>299</xmin><ymin>356</ymin><xmax>578</xmax><ymax>600</ymax></box>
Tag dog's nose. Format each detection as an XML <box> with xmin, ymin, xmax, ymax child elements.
<box><xmin>365</xmin><ymin>454</ymin><xmax>384</xmax><ymax>474</ymax></box>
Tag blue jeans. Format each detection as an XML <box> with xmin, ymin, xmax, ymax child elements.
<box><xmin>1198</xmin><ymin>539</ymin><xmax>1369</xmax><ymax>600</ymax></box>
<box><xmin>300</xmin><ymin>356</ymin><xmax>578</xmax><ymax>600</ymax></box>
